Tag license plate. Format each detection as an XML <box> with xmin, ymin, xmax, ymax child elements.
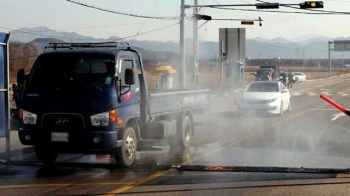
<box><xmin>51</xmin><ymin>132</ymin><xmax>68</xmax><ymax>142</ymax></box>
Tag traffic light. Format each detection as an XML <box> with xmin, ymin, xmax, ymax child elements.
<box><xmin>241</xmin><ymin>21</ymin><xmax>254</xmax><ymax>25</ymax></box>
<box><xmin>193</xmin><ymin>14</ymin><xmax>212</xmax><ymax>21</ymax></box>
<box><xmin>299</xmin><ymin>1</ymin><xmax>323</xmax><ymax>9</ymax></box>
<box><xmin>256</xmin><ymin>3</ymin><xmax>279</xmax><ymax>9</ymax></box>
<box><xmin>222</xmin><ymin>52</ymin><xmax>227</xmax><ymax>60</ymax></box>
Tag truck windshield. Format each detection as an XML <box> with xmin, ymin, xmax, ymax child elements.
<box><xmin>28</xmin><ymin>53</ymin><xmax>115</xmax><ymax>88</ymax></box>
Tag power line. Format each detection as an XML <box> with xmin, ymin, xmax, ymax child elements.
<box><xmin>256</xmin><ymin>0</ymin><xmax>350</xmax><ymax>15</ymax></box>
<box><xmin>111</xmin><ymin>22</ymin><xmax>180</xmax><ymax>41</ymax></box>
<box><xmin>211</xmin><ymin>7</ymin><xmax>337</xmax><ymax>14</ymax></box>
<box><xmin>131</xmin><ymin>0</ymin><xmax>160</xmax><ymax>44</ymax></box>
<box><xmin>9</xmin><ymin>20</ymin><xmax>173</xmax><ymax>34</ymax></box>
<box><xmin>64</xmin><ymin>0</ymin><xmax>180</xmax><ymax>20</ymax></box>
<box><xmin>0</xmin><ymin>22</ymin><xmax>179</xmax><ymax>42</ymax></box>
<box><xmin>7</xmin><ymin>22</ymin><xmax>180</xmax><ymax>62</ymax></box>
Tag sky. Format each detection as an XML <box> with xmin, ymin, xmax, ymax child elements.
<box><xmin>1</xmin><ymin>0</ymin><xmax>350</xmax><ymax>43</ymax></box>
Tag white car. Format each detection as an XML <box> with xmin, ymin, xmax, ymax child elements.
<box><xmin>237</xmin><ymin>81</ymin><xmax>291</xmax><ymax>115</ymax></box>
<box><xmin>293</xmin><ymin>72</ymin><xmax>306</xmax><ymax>82</ymax></box>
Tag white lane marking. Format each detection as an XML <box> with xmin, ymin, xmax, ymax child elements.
<box><xmin>331</xmin><ymin>112</ymin><xmax>346</xmax><ymax>121</ymax></box>
<box><xmin>342</xmin><ymin>94</ymin><xmax>349</xmax><ymax>96</ymax></box>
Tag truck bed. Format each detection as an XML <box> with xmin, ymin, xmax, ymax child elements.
<box><xmin>148</xmin><ymin>89</ymin><xmax>210</xmax><ymax>117</ymax></box>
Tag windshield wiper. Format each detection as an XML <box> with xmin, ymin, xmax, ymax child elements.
<box><xmin>171</xmin><ymin>165</ymin><xmax>350</xmax><ymax>174</ymax></box>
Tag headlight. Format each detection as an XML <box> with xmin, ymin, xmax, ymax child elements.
<box><xmin>22</xmin><ymin>110</ymin><xmax>37</xmax><ymax>124</ymax></box>
<box><xmin>265</xmin><ymin>98</ymin><xmax>278</xmax><ymax>104</ymax></box>
<box><xmin>91</xmin><ymin>112</ymin><xmax>109</xmax><ymax>126</ymax></box>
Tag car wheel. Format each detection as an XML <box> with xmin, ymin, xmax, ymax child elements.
<box><xmin>279</xmin><ymin>102</ymin><xmax>283</xmax><ymax>116</ymax></box>
<box><xmin>287</xmin><ymin>100</ymin><xmax>292</xmax><ymax>112</ymax></box>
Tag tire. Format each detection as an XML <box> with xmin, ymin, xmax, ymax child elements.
<box><xmin>115</xmin><ymin>126</ymin><xmax>137</xmax><ymax>167</ymax></box>
<box><xmin>279</xmin><ymin>102</ymin><xmax>283</xmax><ymax>116</ymax></box>
<box><xmin>179</xmin><ymin>116</ymin><xmax>192</xmax><ymax>148</ymax></box>
<box><xmin>167</xmin><ymin>115</ymin><xmax>193</xmax><ymax>148</ymax></box>
<box><xmin>287</xmin><ymin>100</ymin><xmax>292</xmax><ymax>112</ymax></box>
<box><xmin>35</xmin><ymin>145</ymin><xmax>59</xmax><ymax>165</ymax></box>
<box><xmin>167</xmin><ymin>135</ymin><xmax>178</xmax><ymax>148</ymax></box>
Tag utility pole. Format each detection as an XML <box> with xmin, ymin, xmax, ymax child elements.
<box><xmin>328</xmin><ymin>41</ymin><xmax>333</xmax><ymax>76</ymax></box>
<box><xmin>193</xmin><ymin>0</ymin><xmax>198</xmax><ymax>88</ymax></box>
<box><xmin>180</xmin><ymin>0</ymin><xmax>186</xmax><ymax>89</ymax></box>
<box><xmin>302</xmin><ymin>49</ymin><xmax>305</xmax><ymax>67</ymax></box>
<box><xmin>295</xmin><ymin>48</ymin><xmax>299</xmax><ymax>67</ymax></box>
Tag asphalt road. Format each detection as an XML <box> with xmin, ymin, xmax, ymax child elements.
<box><xmin>2</xmin><ymin>75</ymin><xmax>350</xmax><ymax>195</ymax></box>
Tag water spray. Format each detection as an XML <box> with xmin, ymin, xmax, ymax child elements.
<box><xmin>320</xmin><ymin>94</ymin><xmax>350</xmax><ymax>116</ymax></box>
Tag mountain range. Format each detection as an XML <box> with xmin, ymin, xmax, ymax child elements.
<box><xmin>9</xmin><ymin>26</ymin><xmax>350</xmax><ymax>59</ymax></box>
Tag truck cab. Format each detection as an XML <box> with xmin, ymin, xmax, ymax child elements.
<box><xmin>17</xmin><ymin>43</ymin><xmax>144</xmax><ymax>166</ymax></box>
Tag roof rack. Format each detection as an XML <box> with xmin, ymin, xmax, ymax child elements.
<box><xmin>45</xmin><ymin>42</ymin><xmax>130</xmax><ymax>51</ymax></box>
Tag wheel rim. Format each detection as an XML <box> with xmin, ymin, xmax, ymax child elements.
<box><xmin>280</xmin><ymin>103</ymin><xmax>283</xmax><ymax>114</ymax></box>
<box><xmin>184</xmin><ymin>122</ymin><xmax>191</xmax><ymax>142</ymax></box>
<box><xmin>125</xmin><ymin>133</ymin><xmax>135</xmax><ymax>159</ymax></box>
<box><xmin>288</xmin><ymin>102</ymin><xmax>291</xmax><ymax>111</ymax></box>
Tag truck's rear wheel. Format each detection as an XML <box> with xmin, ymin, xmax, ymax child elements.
<box><xmin>115</xmin><ymin>126</ymin><xmax>137</xmax><ymax>167</ymax></box>
<box><xmin>35</xmin><ymin>145</ymin><xmax>59</xmax><ymax>165</ymax></box>
<box><xmin>167</xmin><ymin>115</ymin><xmax>193</xmax><ymax>148</ymax></box>
<box><xmin>179</xmin><ymin>115</ymin><xmax>192</xmax><ymax>148</ymax></box>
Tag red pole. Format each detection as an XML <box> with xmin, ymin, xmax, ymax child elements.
<box><xmin>320</xmin><ymin>94</ymin><xmax>348</xmax><ymax>114</ymax></box>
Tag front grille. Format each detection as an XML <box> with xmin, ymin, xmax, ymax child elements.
<box><xmin>242</xmin><ymin>99</ymin><xmax>271</xmax><ymax>104</ymax></box>
<box><xmin>42</xmin><ymin>113</ymin><xmax>85</xmax><ymax>131</ymax></box>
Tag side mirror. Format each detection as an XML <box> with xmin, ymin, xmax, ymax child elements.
<box><xmin>251</xmin><ymin>73</ymin><xmax>256</xmax><ymax>76</ymax></box>
<box><xmin>124</xmin><ymin>68</ymin><xmax>135</xmax><ymax>85</ymax></box>
<box><xmin>11</xmin><ymin>84</ymin><xmax>17</xmax><ymax>91</ymax></box>
<box><xmin>282</xmin><ymin>89</ymin><xmax>288</xmax><ymax>93</ymax></box>
<box><xmin>17</xmin><ymin>69</ymin><xmax>25</xmax><ymax>85</ymax></box>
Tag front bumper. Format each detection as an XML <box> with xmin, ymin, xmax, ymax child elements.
<box><xmin>238</xmin><ymin>102</ymin><xmax>279</xmax><ymax>113</ymax></box>
<box><xmin>18</xmin><ymin>128</ymin><xmax>122</xmax><ymax>153</ymax></box>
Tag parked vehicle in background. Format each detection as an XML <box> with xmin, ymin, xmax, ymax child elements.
<box><xmin>237</xmin><ymin>81</ymin><xmax>291</xmax><ymax>116</ymax></box>
<box><xmin>254</xmin><ymin>68</ymin><xmax>274</xmax><ymax>81</ymax></box>
<box><xmin>259</xmin><ymin>65</ymin><xmax>280</xmax><ymax>81</ymax></box>
<box><xmin>293</xmin><ymin>72</ymin><xmax>307</xmax><ymax>82</ymax></box>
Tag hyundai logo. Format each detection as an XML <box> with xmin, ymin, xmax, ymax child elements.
<box><xmin>55</xmin><ymin>118</ymin><xmax>69</xmax><ymax>126</ymax></box>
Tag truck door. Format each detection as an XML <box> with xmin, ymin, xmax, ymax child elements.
<box><xmin>117</xmin><ymin>56</ymin><xmax>141</xmax><ymax>120</ymax></box>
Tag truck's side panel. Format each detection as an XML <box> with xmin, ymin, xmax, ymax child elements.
<box><xmin>148</xmin><ymin>89</ymin><xmax>210</xmax><ymax>117</ymax></box>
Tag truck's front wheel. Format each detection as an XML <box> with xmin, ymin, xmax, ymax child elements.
<box><xmin>35</xmin><ymin>145</ymin><xmax>59</xmax><ymax>165</ymax></box>
<box><xmin>115</xmin><ymin>126</ymin><xmax>137</xmax><ymax>167</ymax></box>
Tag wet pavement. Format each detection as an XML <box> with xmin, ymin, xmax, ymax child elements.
<box><xmin>2</xmin><ymin>75</ymin><xmax>350</xmax><ymax>195</ymax></box>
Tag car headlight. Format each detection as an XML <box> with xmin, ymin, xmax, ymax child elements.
<box><xmin>265</xmin><ymin>98</ymin><xmax>278</xmax><ymax>103</ymax></box>
<box><xmin>91</xmin><ymin>112</ymin><xmax>109</xmax><ymax>126</ymax></box>
<box><xmin>22</xmin><ymin>110</ymin><xmax>37</xmax><ymax>124</ymax></box>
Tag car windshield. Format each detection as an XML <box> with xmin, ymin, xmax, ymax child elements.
<box><xmin>4</xmin><ymin>0</ymin><xmax>350</xmax><ymax>195</ymax></box>
<box><xmin>28</xmin><ymin>54</ymin><xmax>115</xmax><ymax>88</ymax></box>
<box><xmin>246</xmin><ymin>82</ymin><xmax>279</xmax><ymax>92</ymax></box>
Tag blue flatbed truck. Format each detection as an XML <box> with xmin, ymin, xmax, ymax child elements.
<box><xmin>16</xmin><ymin>42</ymin><xmax>210</xmax><ymax>167</ymax></box>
